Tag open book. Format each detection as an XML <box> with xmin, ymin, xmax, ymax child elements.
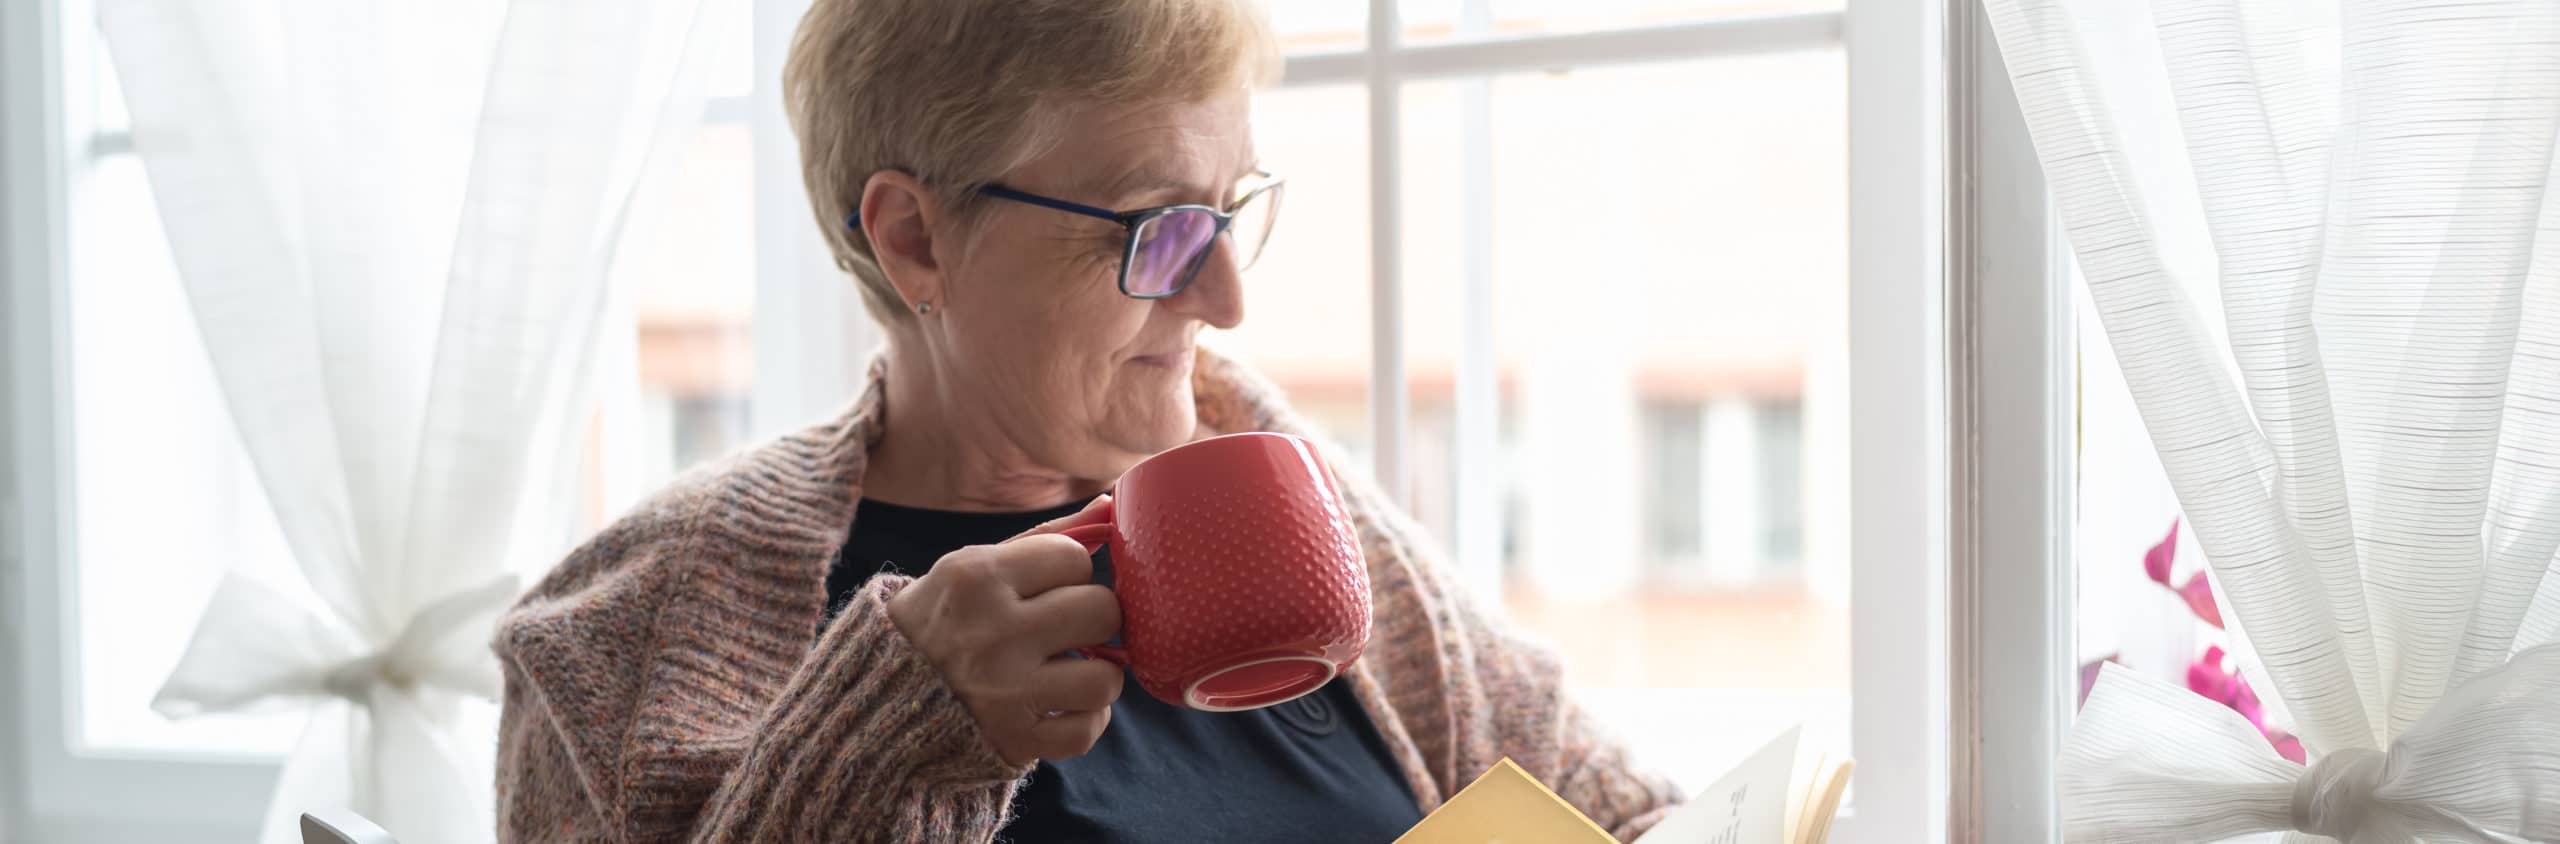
<box><xmin>1396</xmin><ymin>726</ymin><xmax>1851</xmax><ymax>844</ymax></box>
<box><xmin>1633</xmin><ymin>726</ymin><xmax>1853</xmax><ymax>844</ymax></box>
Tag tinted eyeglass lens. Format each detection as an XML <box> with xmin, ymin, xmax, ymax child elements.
<box><xmin>1126</xmin><ymin>208</ymin><xmax>1221</xmax><ymax>297</ymax></box>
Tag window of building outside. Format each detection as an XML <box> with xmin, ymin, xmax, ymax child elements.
<box><xmin>59</xmin><ymin>0</ymin><xmax>1853</xmax><ymax>800</ymax></box>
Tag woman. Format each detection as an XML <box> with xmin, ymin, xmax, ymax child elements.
<box><xmin>493</xmin><ymin>0</ymin><xmax>1680</xmax><ymax>840</ymax></box>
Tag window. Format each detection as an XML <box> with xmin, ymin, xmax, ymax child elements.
<box><xmin>606</xmin><ymin>103</ymin><xmax>757</xmax><ymax>518</ymax></box>
<box><xmin>1237</xmin><ymin>4</ymin><xmax>1949</xmax><ymax>831</ymax></box>
<box><xmin>1642</xmin><ymin>400</ymin><xmax>1706</xmax><ymax>564</ymax></box>
<box><xmin>7</xmin><ymin>0</ymin><xmax>1952</xmax><ymax>838</ymax></box>
<box><xmin>1244</xmin><ymin>24</ymin><xmax>1855</xmax><ymax>795</ymax></box>
<box><xmin>7</xmin><ymin>0</ymin><xmax>767</xmax><ymax>831</ymax></box>
<box><xmin>1760</xmin><ymin>400</ymin><xmax>1806</xmax><ymax>566</ymax></box>
<box><xmin>1634</xmin><ymin>394</ymin><xmax>1817</xmax><ymax>590</ymax></box>
<box><xmin>47</xmin><ymin>21</ymin><xmax>761</xmax><ymax>759</ymax></box>
<box><xmin>65</xmin><ymin>38</ymin><xmax>307</xmax><ymax>758</ymax></box>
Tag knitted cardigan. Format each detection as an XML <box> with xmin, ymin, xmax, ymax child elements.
<box><xmin>492</xmin><ymin>349</ymin><xmax>1682</xmax><ymax>842</ymax></box>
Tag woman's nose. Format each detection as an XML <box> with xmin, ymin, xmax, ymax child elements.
<box><xmin>1164</xmin><ymin>238</ymin><xmax>1246</xmax><ymax>329</ymax></box>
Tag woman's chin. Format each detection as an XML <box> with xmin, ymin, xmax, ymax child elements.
<box><xmin>1136</xmin><ymin>415</ymin><xmax>1200</xmax><ymax>454</ymax></box>
<box><xmin>1100</xmin><ymin>392</ymin><xmax>1199</xmax><ymax>457</ymax></box>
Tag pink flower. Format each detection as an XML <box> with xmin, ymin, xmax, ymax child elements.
<box><xmin>2141</xmin><ymin>519</ymin><xmax>2302</xmax><ymax>763</ymax></box>
<box><xmin>2185</xmin><ymin>645</ymin><xmax>2305</xmax><ymax>764</ymax></box>
<box><xmin>2145</xmin><ymin>519</ymin><xmax>2223</xmax><ymax>628</ymax></box>
<box><xmin>2268</xmin><ymin>733</ymin><xmax>2304</xmax><ymax>764</ymax></box>
<box><xmin>2078</xmin><ymin>654</ymin><xmax>2119</xmax><ymax>709</ymax></box>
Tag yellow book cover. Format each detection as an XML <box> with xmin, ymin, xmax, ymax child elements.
<box><xmin>1394</xmin><ymin>758</ymin><xmax>1618</xmax><ymax>844</ymax></box>
<box><xmin>1394</xmin><ymin>727</ymin><xmax>1852</xmax><ymax>844</ymax></box>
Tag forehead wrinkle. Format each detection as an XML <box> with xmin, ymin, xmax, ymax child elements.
<box><xmin>1072</xmin><ymin>114</ymin><xmax>1237</xmax><ymax>204</ymax></box>
<box><xmin>1028</xmin><ymin>95</ymin><xmax>1254</xmax><ymax>209</ymax></box>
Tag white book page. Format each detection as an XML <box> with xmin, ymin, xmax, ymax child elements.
<box><xmin>1630</xmin><ymin>726</ymin><xmax>1799</xmax><ymax>844</ymax></box>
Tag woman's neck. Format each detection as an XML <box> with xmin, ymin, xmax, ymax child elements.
<box><xmin>860</xmin><ymin>348</ymin><xmax>1110</xmax><ymax>513</ymax></box>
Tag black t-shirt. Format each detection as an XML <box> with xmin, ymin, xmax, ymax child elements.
<box><xmin>824</xmin><ymin>497</ymin><xmax>1423</xmax><ymax>843</ymax></box>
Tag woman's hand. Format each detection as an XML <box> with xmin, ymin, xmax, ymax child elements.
<box><xmin>886</xmin><ymin>495</ymin><xmax>1126</xmax><ymax>766</ymax></box>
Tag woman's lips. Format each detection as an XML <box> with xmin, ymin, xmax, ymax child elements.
<box><xmin>1131</xmin><ymin>350</ymin><xmax>1191</xmax><ymax>369</ymax></box>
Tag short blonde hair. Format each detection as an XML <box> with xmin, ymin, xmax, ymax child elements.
<box><xmin>784</xmin><ymin>0</ymin><xmax>1281</xmax><ymax>326</ymax></box>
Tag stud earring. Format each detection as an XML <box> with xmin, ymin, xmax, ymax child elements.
<box><xmin>915</xmin><ymin>302</ymin><xmax>933</xmax><ymax>315</ymax></box>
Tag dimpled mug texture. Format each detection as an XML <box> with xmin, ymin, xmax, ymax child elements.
<box><xmin>1111</xmin><ymin>432</ymin><xmax>1372</xmax><ymax>710</ymax></box>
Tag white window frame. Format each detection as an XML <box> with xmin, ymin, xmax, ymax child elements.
<box><xmin>1843</xmin><ymin>1</ymin><xmax>1955</xmax><ymax>839</ymax></box>
<box><xmin>2</xmin><ymin>0</ymin><xmax>2054</xmax><ymax>839</ymax></box>
<box><xmin>1945</xmin><ymin>0</ymin><xmax>2073</xmax><ymax>840</ymax></box>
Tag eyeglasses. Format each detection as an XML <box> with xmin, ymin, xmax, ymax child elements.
<box><xmin>978</xmin><ymin>174</ymin><xmax>1283</xmax><ymax>299</ymax></box>
<box><xmin>844</xmin><ymin>173</ymin><xmax>1284</xmax><ymax>301</ymax></box>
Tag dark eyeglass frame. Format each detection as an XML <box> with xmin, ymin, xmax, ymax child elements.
<box><xmin>844</xmin><ymin>173</ymin><xmax>1284</xmax><ymax>300</ymax></box>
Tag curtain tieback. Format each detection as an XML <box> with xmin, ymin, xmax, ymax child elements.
<box><xmin>319</xmin><ymin>573</ymin><xmax>522</xmax><ymax>703</ymax></box>
<box><xmin>2290</xmin><ymin>747</ymin><xmax>2385</xmax><ymax>840</ymax></box>
<box><xmin>2066</xmin><ymin>645</ymin><xmax>2560</xmax><ymax>843</ymax></box>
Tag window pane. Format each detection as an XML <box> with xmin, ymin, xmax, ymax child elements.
<box><xmin>70</xmin><ymin>154</ymin><xmax>306</xmax><ymax>755</ymax></box>
<box><xmin>1211</xmin><ymin>84</ymin><xmax>1373</xmax><ymax>465</ymax></box>
<box><xmin>606</xmin><ymin>125</ymin><xmax>757</xmax><ymax>524</ymax></box>
<box><xmin>1400</xmin><ymin>49</ymin><xmax>1849</xmax><ymax>793</ymax></box>
<box><xmin>1402</xmin><ymin>0</ymin><xmax>1841</xmax><ymax>43</ymax></box>
<box><xmin>1758</xmin><ymin>400</ymin><xmax>1804</xmax><ymax>566</ymax></box>
<box><xmin>1642</xmin><ymin>402</ymin><xmax>1705</xmax><ymax>564</ymax></box>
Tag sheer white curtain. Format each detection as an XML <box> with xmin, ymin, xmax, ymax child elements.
<box><xmin>95</xmin><ymin>0</ymin><xmax>726</xmax><ymax>841</ymax></box>
<box><xmin>1984</xmin><ymin>0</ymin><xmax>2560</xmax><ymax>841</ymax></box>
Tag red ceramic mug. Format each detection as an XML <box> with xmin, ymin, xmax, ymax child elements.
<box><xmin>1059</xmin><ymin>432</ymin><xmax>1373</xmax><ymax>712</ymax></box>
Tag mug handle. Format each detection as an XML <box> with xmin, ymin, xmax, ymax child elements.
<box><xmin>1056</xmin><ymin>523</ymin><xmax>1131</xmax><ymax>666</ymax></box>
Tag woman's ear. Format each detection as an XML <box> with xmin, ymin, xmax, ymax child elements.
<box><xmin>859</xmin><ymin>170</ymin><xmax>945</xmax><ymax>311</ymax></box>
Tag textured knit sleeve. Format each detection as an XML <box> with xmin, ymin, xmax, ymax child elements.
<box><xmin>681</xmin><ymin>576</ymin><xmax>1031</xmax><ymax>841</ymax></box>
<box><xmin>1444</xmin><ymin>567</ymin><xmax>1687</xmax><ymax>840</ymax></box>
<box><xmin>1547</xmin><ymin>701</ymin><xmax>1685</xmax><ymax>840</ymax></box>
<box><xmin>497</xmin><ymin>563</ymin><xmax>1030</xmax><ymax>843</ymax></box>
<box><xmin>496</xmin><ymin>662</ymin><xmax>622</xmax><ymax>842</ymax></box>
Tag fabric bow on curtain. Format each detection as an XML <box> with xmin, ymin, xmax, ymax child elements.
<box><xmin>1984</xmin><ymin>0</ymin><xmax>2560</xmax><ymax>840</ymax></box>
<box><xmin>97</xmin><ymin>0</ymin><xmax>725</xmax><ymax>840</ymax></box>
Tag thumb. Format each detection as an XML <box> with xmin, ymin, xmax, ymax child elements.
<box><xmin>1014</xmin><ymin>493</ymin><xmax>1113</xmax><ymax>540</ymax></box>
